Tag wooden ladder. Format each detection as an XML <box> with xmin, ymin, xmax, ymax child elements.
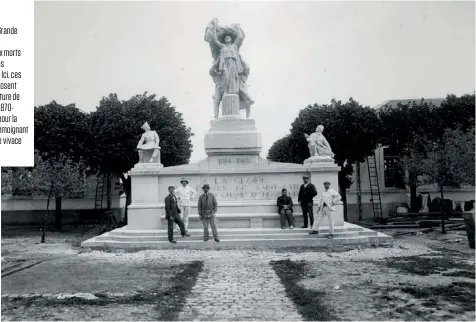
<box><xmin>366</xmin><ymin>153</ymin><xmax>384</xmax><ymax>222</ymax></box>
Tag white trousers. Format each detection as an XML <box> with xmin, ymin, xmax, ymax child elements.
<box><xmin>312</xmin><ymin>206</ymin><xmax>334</xmax><ymax>235</ymax></box>
<box><xmin>175</xmin><ymin>205</ymin><xmax>191</xmax><ymax>231</ymax></box>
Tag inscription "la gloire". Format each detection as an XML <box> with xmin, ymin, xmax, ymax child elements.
<box><xmin>195</xmin><ymin>175</ymin><xmax>300</xmax><ymax>200</ymax></box>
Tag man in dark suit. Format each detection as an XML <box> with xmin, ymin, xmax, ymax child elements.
<box><xmin>298</xmin><ymin>175</ymin><xmax>318</xmax><ymax>228</ymax></box>
<box><xmin>165</xmin><ymin>186</ymin><xmax>190</xmax><ymax>243</ymax></box>
<box><xmin>198</xmin><ymin>183</ymin><xmax>220</xmax><ymax>242</ymax></box>
<box><xmin>277</xmin><ymin>188</ymin><xmax>294</xmax><ymax>229</ymax></box>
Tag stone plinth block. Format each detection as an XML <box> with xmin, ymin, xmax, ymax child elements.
<box><xmin>221</xmin><ymin>94</ymin><xmax>240</xmax><ymax>118</ymax></box>
<box><xmin>303</xmin><ymin>156</ymin><xmax>335</xmax><ymax>164</ymax></box>
<box><xmin>205</xmin><ymin>118</ymin><xmax>262</xmax><ymax>156</ymax></box>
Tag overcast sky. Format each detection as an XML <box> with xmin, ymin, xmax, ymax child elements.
<box><xmin>35</xmin><ymin>1</ymin><xmax>475</xmax><ymax>162</ymax></box>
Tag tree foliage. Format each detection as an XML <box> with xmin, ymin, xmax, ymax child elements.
<box><xmin>402</xmin><ymin>127</ymin><xmax>475</xmax><ymax>188</ymax></box>
<box><xmin>30</xmin><ymin>151</ymin><xmax>85</xmax><ymax>199</ymax></box>
<box><xmin>88</xmin><ymin>93</ymin><xmax>194</xmax><ymax>177</ymax></box>
<box><xmin>267</xmin><ymin>135</ymin><xmax>298</xmax><ymax>164</ymax></box>
<box><xmin>34</xmin><ymin>101</ymin><xmax>92</xmax><ymax>165</ymax></box>
<box><xmin>268</xmin><ymin>98</ymin><xmax>382</xmax><ymax>188</ymax></box>
<box><xmin>378</xmin><ymin>94</ymin><xmax>475</xmax><ymax>157</ymax></box>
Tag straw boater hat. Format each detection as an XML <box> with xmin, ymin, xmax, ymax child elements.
<box><xmin>180</xmin><ymin>178</ymin><xmax>189</xmax><ymax>184</ymax></box>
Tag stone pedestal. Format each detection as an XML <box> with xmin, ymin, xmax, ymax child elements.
<box><xmin>304</xmin><ymin>155</ymin><xmax>334</xmax><ymax>164</ymax></box>
<box><xmin>204</xmin><ymin>118</ymin><xmax>262</xmax><ymax>156</ymax></box>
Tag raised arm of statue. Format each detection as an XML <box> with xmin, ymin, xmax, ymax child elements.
<box><xmin>211</xmin><ymin>26</ymin><xmax>223</xmax><ymax>48</ymax></box>
<box><xmin>304</xmin><ymin>133</ymin><xmax>310</xmax><ymax>139</ymax></box>
<box><xmin>232</xmin><ymin>24</ymin><xmax>245</xmax><ymax>49</ymax></box>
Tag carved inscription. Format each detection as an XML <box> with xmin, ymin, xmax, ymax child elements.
<box><xmin>217</xmin><ymin>157</ymin><xmax>251</xmax><ymax>165</ymax></box>
<box><xmin>194</xmin><ymin>175</ymin><xmax>301</xmax><ymax>200</ymax></box>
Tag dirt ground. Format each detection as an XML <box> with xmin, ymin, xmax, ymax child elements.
<box><xmin>1</xmin><ymin>226</ymin><xmax>475</xmax><ymax>321</ymax></box>
<box><xmin>273</xmin><ymin>229</ymin><xmax>475</xmax><ymax>321</ymax></box>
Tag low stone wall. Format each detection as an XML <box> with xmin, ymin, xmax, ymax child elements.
<box><xmin>346</xmin><ymin>187</ymin><xmax>475</xmax><ymax>221</ymax></box>
<box><xmin>1</xmin><ymin>196</ymin><xmax>126</xmax><ymax>226</ymax></box>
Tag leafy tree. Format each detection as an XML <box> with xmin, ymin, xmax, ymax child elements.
<box><xmin>402</xmin><ymin>127</ymin><xmax>475</xmax><ymax>233</ymax></box>
<box><xmin>267</xmin><ymin>135</ymin><xmax>298</xmax><ymax>164</ymax></box>
<box><xmin>435</xmin><ymin>94</ymin><xmax>475</xmax><ymax>133</ymax></box>
<box><xmin>378</xmin><ymin>94</ymin><xmax>475</xmax><ymax>211</ymax></box>
<box><xmin>88</xmin><ymin>93</ymin><xmax>194</xmax><ymax>221</ymax></box>
<box><xmin>34</xmin><ymin>101</ymin><xmax>92</xmax><ymax>165</ymax></box>
<box><xmin>1</xmin><ymin>167</ymin><xmax>34</xmax><ymax>196</ymax></box>
<box><xmin>268</xmin><ymin>98</ymin><xmax>382</xmax><ymax>220</ymax></box>
<box><xmin>30</xmin><ymin>151</ymin><xmax>85</xmax><ymax>238</ymax></box>
<box><xmin>33</xmin><ymin>101</ymin><xmax>91</xmax><ymax>223</ymax></box>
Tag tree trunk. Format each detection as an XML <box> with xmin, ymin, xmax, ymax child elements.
<box><xmin>41</xmin><ymin>184</ymin><xmax>54</xmax><ymax>243</ymax></box>
<box><xmin>440</xmin><ymin>185</ymin><xmax>446</xmax><ymax>234</ymax></box>
<box><xmin>106</xmin><ymin>173</ymin><xmax>112</xmax><ymax>210</ymax></box>
<box><xmin>356</xmin><ymin>163</ymin><xmax>363</xmax><ymax>221</ymax></box>
<box><xmin>410</xmin><ymin>183</ymin><xmax>419</xmax><ymax>212</ymax></box>
<box><xmin>55</xmin><ymin>196</ymin><xmax>63</xmax><ymax>231</ymax></box>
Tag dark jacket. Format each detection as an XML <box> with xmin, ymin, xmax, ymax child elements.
<box><xmin>164</xmin><ymin>194</ymin><xmax>181</xmax><ymax>219</ymax></box>
<box><xmin>198</xmin><ymin>192</ymin><xmax>218</xmax><ymax>218</ymax></box>
<box><xmin>277</xmin><ymin>195</ymin><xmax>293</xmax><ymax>213</ymax></box>
<box><xmin>298</xmin><ymin>183</ymin><xmax>318</xmax><ymax>204</ymax></box>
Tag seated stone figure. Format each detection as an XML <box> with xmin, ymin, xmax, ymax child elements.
<box><xmin>137</xmin><ymin>122</ymin><xmax>161</xmax><ymax>163</ymax></box>
<box><xmin>304</xmin><ymin>125</ymin><xmax>334</xmax><ymax>163</ymax></box>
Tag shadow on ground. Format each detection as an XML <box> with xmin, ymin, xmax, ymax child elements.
<box><xmin>1</xmin><ymin>261</ymin><xmax>203</xmax><ymax>321</ymax></box>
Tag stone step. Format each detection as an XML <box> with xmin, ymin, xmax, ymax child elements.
<box><xmin>108</xmin><ymin>226</ymin><xmax>364</xmax><ymax>237</ymax></box>
<box><xmin>82</xmin><ymin>233</ymin><xmax>392</xmax><ymax>249</ymax></box>
<box><xmin>158</xmin><ymin>212</ymin><xmax>344</xmax><ymax>229</ymax></box>
<box><xmin>96</xmin><ymin>230</ymin><xmax>377</xmax><ymax>242</ymax></box>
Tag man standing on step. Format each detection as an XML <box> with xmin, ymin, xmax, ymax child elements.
<box><xmin>175</xmin><ymin>177</ymin><xmax>197</xmax><ymax>234</ymax></box>
<box><xmin>277</xmin><ymin>188</ymin><xmax>294</xmax><ymax>229</ymax></box>
<box><xmin>165</xmin><ymin>186</ymin><xmax>191</xmax><ymax>244</ymax></box>
<box><xmin>309</xmin><ymin>181</ymin><xmax>341</xmax><ymax>239</ymax></box>
<box><xmin>198</xmin><ymin>183</ymin><xmax>220</xmax><ymax>242</ymax></box>
<box><xmin>298</xmin><ymin>175</ymin><xmax>318</xmax><ymax>229</ymax></box>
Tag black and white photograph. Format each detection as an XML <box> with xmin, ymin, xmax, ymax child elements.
<box><xmin>0</xmin><ymin>0</ymin><xmax>475</xmax><ymax>321</ymax></box>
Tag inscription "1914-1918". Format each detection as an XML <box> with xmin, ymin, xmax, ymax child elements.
<box><xmin>218</xmin><ymin>157</ymin><xmax>251</xmax><ymax>165</ymax></box>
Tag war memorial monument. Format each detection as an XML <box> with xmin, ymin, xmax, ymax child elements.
<box><xmin>82</xmin><ymin>19</ymin><xmax>390</xmax><ymax>248</ymax></box>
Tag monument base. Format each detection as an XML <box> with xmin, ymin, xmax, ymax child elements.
<box><xmin>81</xmin><ymin>222</ymin><xmax>392</xmax><ymax>249</ymax></box>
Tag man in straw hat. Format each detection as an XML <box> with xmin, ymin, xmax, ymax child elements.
<box><xmin>298</xmin><ymin>175</ymin><xmax>318</xmax><ymax>228</ymax></box>
<box><xmin>309</xmin><ymin>181</ymin><xmax>341</xmax><ymax>239</ymax></box>
<box><xmin>197</xmin><ymin>183</ymin><xmax>220</xmax><ymax>242</ymax></box>
<box><xmin>164</xmin><ymin>186</ymin><xmax>190</xmax><ymax>244</ymax></box>
<box><xmin>175</xmin><ymin>177</ymin><xmax>197</xmax><ymax>234</ymax></box>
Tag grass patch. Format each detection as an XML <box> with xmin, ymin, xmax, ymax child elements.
<box><xmin>2</xmin><ymin>261</ymin><xmax>203</xmax><ymax>321</ymax></box>
<box><xmin>271</xmin><ymin>259</ymin><xmax>336</xmax><ymax>321</ymax></box>
<box><xmin>401</xmin><ymin>282</ymin><xmax>475</xmax><ymax>313</ymax></box>
<box><xmin>442</xmin><ymin>270</ymin><xmax>475</xmax><ymax>279</ymax></box>
<box><xmin>383</xmin><ymin>255</ymin><xmax>474</xmax><ymax>276</ymax></box>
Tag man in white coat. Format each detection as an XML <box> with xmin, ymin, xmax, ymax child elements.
<box><xmin>309</xmin><ymin>181</ymin><xmax>341</xmax><ymax>239</ymax></box>
<box><xmin>175</xmin><ymin>178</ymin><xmax>197</xmax><ymax>233</ymax></box>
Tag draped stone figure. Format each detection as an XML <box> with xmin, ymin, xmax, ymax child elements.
<box><xmin>137</xmin><ymin>122</ymin><xmax>161</xmax><ymax>163</ymax></box>
<box><xmin>204</xmin><ymin>18</ymin><xmax>254</xmax><ymax>119</ymax></box>
<box><xmin>304</xmin><ymin>125</ymin><xmax>335</xmax><ymax>164</ymax></box>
